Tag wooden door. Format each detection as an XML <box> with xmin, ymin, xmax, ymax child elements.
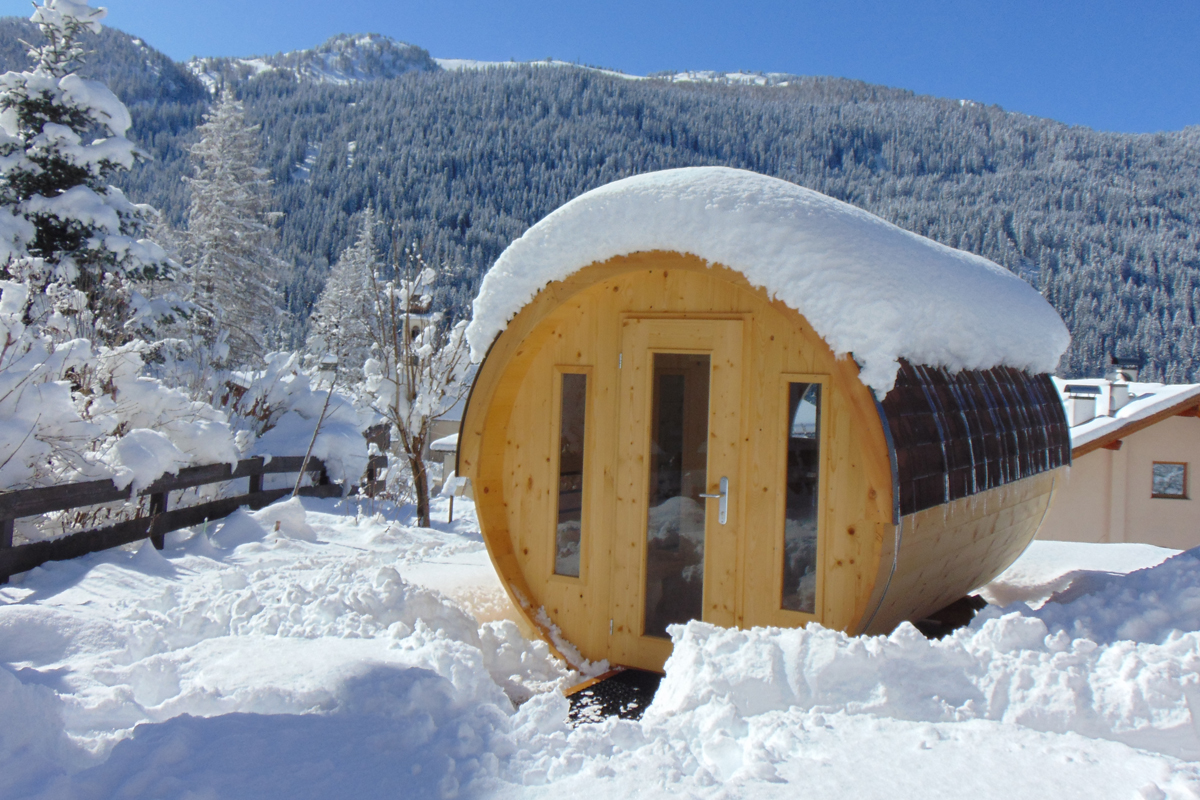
<box><xmin>610</xmin><ymin>317</ymin><xmax>744</xmax><ymax>671</ymax></box>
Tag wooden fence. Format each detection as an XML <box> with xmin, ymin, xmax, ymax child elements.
<box><xmin>0</xmin><ymin>451</ymin><xmax>388</xmax><ymax>584</ymax></box>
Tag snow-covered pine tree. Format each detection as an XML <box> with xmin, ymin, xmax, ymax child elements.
<box><xmin>183</xmin><ymin>89</ymin><xmax>283</xmax><ymax>366</ymax></box>
<box><xmin>305</xmin><ymin>206</ymin><xmax>377</xmax><ymax>379</ymax></box>
<box><xmin>0</xmin><ymin>0</ymin><xmax>172</xmax><ymax>344</ymax></box>
<box><xmin>362</xmin><ymin>245</ymin><xmax>471</xmax><ymax>528</ymax></box>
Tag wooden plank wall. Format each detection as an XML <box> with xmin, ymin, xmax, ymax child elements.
<box><xmin>460</xmin><ymin>253</ymin><xmax>895</xmax><ymax>668</ymax></box>
<box><xmin>459</xmin><ymin>252</ymin><xmax>1063</xmax><ymax>670</ymax></box>
<box><xmin>860</xmin><ymin>467</ymin><xmax>1063</xmax><ymax>634</ymax></box>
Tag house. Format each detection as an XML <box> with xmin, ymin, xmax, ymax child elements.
<box><xmin>455</xmin><ymin>167</ymin><xmax>1071</xmax><ymax>671</ymax></box>
<box><xmin>1037</xmin><ymin>364</ymin><xmax>1200</xmax><ymax>549</ymax></box>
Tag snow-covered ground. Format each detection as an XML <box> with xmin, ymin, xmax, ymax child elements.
<box><xmin>3</xmin><ymin>498</ymin><xmax>1200</xmax><ymax>799</ymax></box>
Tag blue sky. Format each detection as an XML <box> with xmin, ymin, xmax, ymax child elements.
<box><xmin>2</xmin><ymin>0</ymin><xmax>1197</xmax><ymax>134</ymax></box>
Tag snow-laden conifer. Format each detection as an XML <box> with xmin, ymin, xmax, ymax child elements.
<box><xmin>183</xmin><ymin>89</ymin><xmax>283</xmax><ymax>365</ymax></box>
<box><xmin>0</xmin><ymin>0</ymin><xmax>172</xmax><ymax>344</ymax></box>
<box><xmin>0</xmin><ymin>2</ymin><xmax>242</xmax><ymax>515</ymax></box>
<box><xmin>304</xmin><ymin>206</ymin><xmax>377</xmax><ymax>379</ymax></box>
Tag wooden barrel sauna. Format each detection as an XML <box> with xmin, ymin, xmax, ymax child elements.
<box><xmin>457</xmin><ymin>169</ymin><xmax>1070</xmax><ymax>672</ymax></box>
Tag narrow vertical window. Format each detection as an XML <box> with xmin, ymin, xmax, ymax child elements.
<box><xmin>554</xmin><ymin>372</ymin><xmax>587</xmax><ymax>576</ymax></box>
<box><xmin>644</xmin><ymin>353</ymin><xmax>710</xmax><ymax>638</ymax></box>
<box><xmin>782</xmin><ymin>382</ymin><xmax>821</xmax><ymax>613</ymax></box>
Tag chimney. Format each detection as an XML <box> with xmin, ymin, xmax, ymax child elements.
<box><xmin>1109</xmin><ymin>382</ymin><xmax>1131</xmax><ymax>415</ymax></box>
<box><xmin>1105</xmin><ymin>355</ymin><xmax>1140</xmax><ymax>384</ymax></box>
<box><xmin>1105</xmin><ymin>356</ymin><xmax>1139</xmax><ymax>414</ymax></box>
<box><xmin>1064</xmin><ymin>384</ymin><xmax>1100</xmax><ymax>426</ymax></box>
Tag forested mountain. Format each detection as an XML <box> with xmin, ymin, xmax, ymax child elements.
<box><xmin>3</xmin><ymin>19</ymin><xmax>1198</xmax><ymax>380</ymax></box>
<box><xmin>189</xmin><ymin>33</ymin><xmax>438</xmax><ymax>90</ymax></box>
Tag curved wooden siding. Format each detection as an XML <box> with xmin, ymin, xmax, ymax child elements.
<box><xmin>459</xmin><ymin>251</ymin><xmax>1066</xmax><ymax>667</ymax></box>
<box><xmin>861</xmin><ymin>467</ymin><xmax>1063</xmax><ymax>634</ymax></box>
<box><xmin>459</xmin><ymin>253</ymin><xmax>895</xmax><ymax>667</ymax></box>
<box><xmin>880</xmin><ymin>361</ymin><xmax>1070</xmax><ymax>516</ymax></box>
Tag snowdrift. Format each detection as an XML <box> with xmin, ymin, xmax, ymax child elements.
<box><xmin>2</xmin><ymin>499</ymin><xmax>1199</xmax><ymax>798</ymax></box>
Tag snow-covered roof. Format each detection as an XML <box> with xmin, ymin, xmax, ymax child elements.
<box><xmin>430</xmin><ymin>433</ymin><xmax>459</xmax><ymax>452</ymax></box>
<box><xmin>466</xmin><ymin>168</ymin><xmax>1069</xmax><ymax>396</ymax></box>
<box><xmin>1053</xmin><ymin>378</ymin><xmax>1200</xmax><ymax>453</ymax></box>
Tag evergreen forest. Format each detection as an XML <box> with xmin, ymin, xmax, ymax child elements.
<box><xmin>3</xmin><ymin>18</ymin><xmax>1198</xmax><ymax>380</ymax></box>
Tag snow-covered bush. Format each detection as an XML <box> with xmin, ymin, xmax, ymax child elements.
<box><xmin>229</xmin><ymin>351</ymin><xmax>375</xmax><ymax>487</ymax></box>
<box><xmin>0</xmin><ymin>280</ymin><xmax>243</xmax><ymax>541</ymax></box>
<box><xmin>361</xmin><ymin>246</ymin><xmax>471</xmax><ymax>527</ymax></box>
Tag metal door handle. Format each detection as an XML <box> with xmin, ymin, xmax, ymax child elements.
<box><xmin>699</xmin><ymin>476</ymin><xmax>729</xmax><ymax>525</ymax></box>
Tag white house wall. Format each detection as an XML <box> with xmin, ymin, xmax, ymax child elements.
<box><xmin>1038</xmin><ymin>415</ymin><xmax>1200</xmax><ymax>548</ymax></box>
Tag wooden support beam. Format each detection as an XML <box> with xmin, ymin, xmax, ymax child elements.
<box><xmin>1102</xmin><ymin>440</ymin><xmax>1123</xmax><ymax>451</ymax></box>
<box><xmin>149</xmin><ymin>492</ymin><xmax>168</xmax><ymax>550</ymax></box>
<box><xmin>0</xmin><ymin>518</ymin><xmax>11</xmax><ymax>585</ymax></box>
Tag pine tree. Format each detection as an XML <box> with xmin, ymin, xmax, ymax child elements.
<box><xmin>0</xmin><ymin>0</ymin><xmax>172</xmax><ymax>344</ymax></box>
<box><xmin>304</xmin><ymin>206</ymin><xmax>377</xmax><ymax>379</ymax></box>
<box><xmin>183</xmin><ymin>89</ymin><xmax>283</xmax><ymax>365</ymax></box>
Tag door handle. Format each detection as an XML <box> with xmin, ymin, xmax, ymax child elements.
<box><xmin>699</xmin><ymin>476</ymin><xmax>729</xmax><ymax>525</ymax></box>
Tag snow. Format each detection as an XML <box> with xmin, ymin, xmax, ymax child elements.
<box><xmin>22</xmin><ymin>185</ymin><xmax>123</xmax><ymax>235</ymax></box>
<box><xmin>28</xmin><ymin>0</ymin><xmax>103</xmax><ymax>34</ymax></box>
<box><xmin>985</xmin><ymin>546</ymin><xmax>1200</xmax><ymax>646</ymax></box>
<box><xmin>58</xmin><ymin>76</ymin><xmax>131</xmax><ymax>137</ymax></box>
<box><xmin>1053</xmin><ymin>377</ymin><xmax>1200</xmax><ymax>449</ymax></box>
<box><xmin>102</xmin><ymin>429</ymin><xmax>192</xmax><ymax>492</ymax></box>
<box><xmin>980</xmin><ymin>539</ymin><xmax>1180</xmax><ymax>607</ymax></box>
<box><xmin>430</xmin><ymin>433</ymin><xmax>458</xmax><ymax>452</ymax></box>
<box><xmin>660</xmin><ymin>70</ymin><xmax>796</xmax><ymax>87</ymax></box>
<box><xmin>434</xmin><ymin>58</ymin><xmax>639</xmax><ymax>82</ymax></box>
<box><xmin>234</xmin><ymin>352</ymin><xmax>376</xmax><ymax>488</ymax></box>
<box><xmin>3</xmin><ymin>498</ymin><xmax>1200</xmax><ymax>797</ymax></box>
<box><xmin>467</xmin><ymin>167</ymin><xmax>1070</xmax><ymax>396</ymax></box>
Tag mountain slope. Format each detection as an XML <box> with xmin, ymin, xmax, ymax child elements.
<box><xmin>2</xmin><ymin>22</ymin><xmax>1198</xmax><ymax>380</ymax></box>
<box><xmin>188</xmin><ymin>33</ymin><xmax>439</xmax><ymax>90</ymax></box>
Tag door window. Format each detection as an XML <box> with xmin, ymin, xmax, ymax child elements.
<box><xmin>644</xmin><ymin>354</ymin><xmax>710</xmax><ymax>637</ymax></box>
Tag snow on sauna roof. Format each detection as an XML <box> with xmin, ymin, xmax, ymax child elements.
<box><xmin>466</xmin><ymin>167</ymin><xmax>1070</xmax><ymax>395</ymax></box>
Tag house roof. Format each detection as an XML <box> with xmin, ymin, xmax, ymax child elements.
<box><xmin>465</xmin><ymin>167</ymin><xmax>1069</xmax><ymax>397</ymax></box>
<box><xmin>1053</xmin><ymin>378</ymin><xmax>1200</xmax><ymax>457</ymax></box>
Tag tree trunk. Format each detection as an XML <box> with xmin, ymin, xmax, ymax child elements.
<box><xmin>410</xmin><ymin>452</ymin><xmax>431</xmax><ymax>528</ymax></box>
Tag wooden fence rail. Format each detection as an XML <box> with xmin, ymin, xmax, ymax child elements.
<box><xmin>0</xmin><ymin>452</ymin><xmax>388</xmax><ymax>583</ymax></box>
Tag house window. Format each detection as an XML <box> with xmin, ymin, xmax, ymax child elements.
<box><xmin>782</xmin><ymin>382</ymin><xmax>821</xmax><ymax>613</ymax></box>
<box><xmin>554</xmin><ymin>372</ymin><xmax>588</xmax><ymax>576</ymax></box>
<box><xmin>1152</xmin><ymin>462</ymin><xmax>1188</xmax><ymax>499</ymax></box>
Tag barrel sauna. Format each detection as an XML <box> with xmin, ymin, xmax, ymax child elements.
<box><xmin>457</xmin><ymin>168</ymin><xmax>1071</xmax><ymax>672</ymax></box>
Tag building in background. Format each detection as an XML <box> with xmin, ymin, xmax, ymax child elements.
<box><xmin>1038</xmin><ymin>362</ymin><xmax>1200</xmax><ymax>549</ymax></box>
